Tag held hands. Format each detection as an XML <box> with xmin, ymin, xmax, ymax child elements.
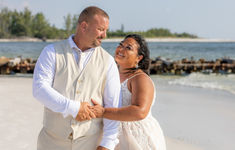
<box><xmin>75</xmin><ymin>102</ymin><xmax>96</xmax><ymax>121</ymax></box>
<box><xmin>89</xmin><ymin>99</ymin><xmax>105</xmax><ymax>118</ymax></box>
<box><xmin>75</xmin><ymin>100</ymin><xmax>105</xmax><ymax>121</ymax></box>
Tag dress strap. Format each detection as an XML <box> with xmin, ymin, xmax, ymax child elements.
<box><xmin>127</xmin><ymin>73</ymin><xmax>155</xmax><ymax>88</ymax></box>
<box><xmin>127</xmin><ymin>73</ymin><xmax>147</xmax><ymax>81</ymax></box>
<box><xmin>121</xmin><ymin>73</ymin><xmax>149</xmax><ymax>84</ymax></box>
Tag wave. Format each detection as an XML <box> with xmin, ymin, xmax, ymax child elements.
<box><xmin>168</xmin><ymin>73</ymin><xmax>235</xmax><ymax>95</ymax></box>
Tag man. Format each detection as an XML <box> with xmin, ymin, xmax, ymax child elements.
<box><xmin>33</xmin><ymin>6</ymin><xmax>120</xmax><ymax>150</ymax></box>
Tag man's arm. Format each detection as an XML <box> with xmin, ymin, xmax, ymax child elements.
<box><xmin>98</xmin><ymin>56</ymin><xmax>121</xmax><ymax>150</ymax></box>
<box><xmin>32</xmin><ymin>44</ymin><xmax>94</xmax><ymax>120</ymax></box>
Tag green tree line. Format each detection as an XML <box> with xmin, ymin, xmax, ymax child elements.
<box><xmin>0</xmin><ymin>7</ymin><xmax>197</xmax><ymax>40</ymax></box>
<box><xmin>0</xmin><ymin>7</ymin><xmax>77</xmax><ymax>39</ymax></box>
<box><xmin>108</xmin><ymin>25</ymin><xmax>197</xmax><ymax>38</ymax></box>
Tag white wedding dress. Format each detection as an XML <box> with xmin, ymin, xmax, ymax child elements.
<box><xmin>115</xmin><ymin>75</ymin><xmax>166</xmax><ymax>150</ymax></box>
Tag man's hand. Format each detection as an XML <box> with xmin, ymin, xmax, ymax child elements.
<box><xmin>75</xmin><ymin>102</ymin><xmax>96</xmax><ymax>121</ymax></box>
<box><xmin>89</xmin><ymin>99</ymin><xmax>105</xmax><ymax>118</ymax></box>
<box><xmin>96</xmin><ymin>146</ymin><xmax>109</xmax><ymax>150</ymax></box>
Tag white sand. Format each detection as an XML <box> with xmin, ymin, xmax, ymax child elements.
<box><xmin>151</xmin><ymin>76</ymin><xmax>235</xmax><ymax>150</ymax></box>
<box><xmin>0</xmin><ymin>77</ymin><xmax>42</xmax><ymax>150</ymax></box>
<box><xmin>0</xmin><ymin>38</ymin><xmax>42</xmax><ymax>42</ymax></box>
<box><xmin>1</xmin><ymin>76</ymin><xmax>234</xmax><ymax>149</ymax></box>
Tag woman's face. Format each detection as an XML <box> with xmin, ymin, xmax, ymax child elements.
<box><xmin>115</xmin><ymin>37</ymin><xmax>142</xmax><ymax>68</ymax></box>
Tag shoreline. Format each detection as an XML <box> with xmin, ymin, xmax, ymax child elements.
<box><xmin>1</xmin><ymin>37</ymin><xmax>235</xmax><ymax>43</ymax></box>
<box><xmin>0</xmin><ymin>38</ymin><xmax>61</xmax><ymax>42</ymax></box>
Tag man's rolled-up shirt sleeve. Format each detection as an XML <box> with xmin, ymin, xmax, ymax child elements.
<box><xmin>99</xmin><ymin>56</ymin><xmax>121</xmax><ymax>150</ymax></box>
<box><xmin>32</xmin><ymin>44</ymin><xmax>80</xmax><ymax>118</ymax></box>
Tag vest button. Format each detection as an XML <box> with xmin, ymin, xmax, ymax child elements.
<box><xmin>78</xmin><ymin>80</ymin><xmax>82</xmax><ymax>83</ymax></box>
<box><xmin>76</xmin><ymin>91</ymin><xmax>81</xmax><ymax>94</ymax></box>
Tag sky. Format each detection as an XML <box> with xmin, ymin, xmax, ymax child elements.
<box><xmin>1</xmin><ymin>0</ymin><xmax>235</xmax><ymax>39</ymax></box>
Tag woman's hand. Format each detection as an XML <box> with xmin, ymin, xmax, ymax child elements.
<box><xmin>76</xmin><ymin>102</ymin><xmax>96</xmax><ymax>121</ymax></box>
<box><xmin>89</xmin><ymin>99</ymin><xmax>105</xmax><ymax>118</ymax></box>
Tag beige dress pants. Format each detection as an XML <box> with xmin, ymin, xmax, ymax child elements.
<box><xmin>37</xmin><ymin>127</ymin><xmax>102</xmax><ymax>150</ymax></box>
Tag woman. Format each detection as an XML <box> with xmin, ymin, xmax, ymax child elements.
<box><xmin>91</xmin><ymin>34</ymin><xmax>166</xmax><ymax>150</ymax></box>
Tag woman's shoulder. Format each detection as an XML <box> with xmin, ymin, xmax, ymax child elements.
<box><xmin>129</xmin><ymin>72</ymin><xmax>151</xmax><ymax>83</ymax></box>
<box><xmin>128</xmin><ymin>72</ymin><xmax>154</xmax><ymax>91</ymax></box>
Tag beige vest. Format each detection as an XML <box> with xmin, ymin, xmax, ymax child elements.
<box><xmin>43</xmin><ymin>39</ymin><xmax>110</xmax><ymax>140</ymax></box>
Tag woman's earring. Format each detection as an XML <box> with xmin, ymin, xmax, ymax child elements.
<box><xmin>135</xmin><ymin>62</ymin><xmax>139</xmax><ymax>68</ymax></box>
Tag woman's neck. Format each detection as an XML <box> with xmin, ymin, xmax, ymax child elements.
<box><xmin>119</xmin><ymin>67</ymin><xmax>142</xmax><ymax>82</ymax></box>
<box><xmin>119</xmin><ymin>67</ymin><xmax>130</xmax><ymax>74</ymax></box>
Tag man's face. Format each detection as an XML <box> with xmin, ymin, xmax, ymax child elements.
<box><xmin>85</xmin><ymin>14</ymin><xmax>109</xmax><ymax>47</ymax></box>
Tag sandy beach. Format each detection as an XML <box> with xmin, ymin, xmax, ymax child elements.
<box><xmin>0</xmin><ymin>38</ymin><xmax>61</xmax><ymax>42</ymax></box>
<box><xmin>0</xmin><ymin>76</ymin><xmax>234</xmax><ymax>150</ymax></box>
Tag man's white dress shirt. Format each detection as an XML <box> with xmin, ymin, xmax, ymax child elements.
<box><xmin>33</xmin><ymin>35</ymin><xmax>120</xmax><ymax>149</ymax></box>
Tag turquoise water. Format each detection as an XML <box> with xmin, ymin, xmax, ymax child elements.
<box><xmin>0</xmin><ymin>41</ymin><xmax>235</xmax><ymax>94</ymax></box>
<box><xmin>103</xmin><ymin>42</ymin><xmax>235</xmax><ymax>61</ymax></box>
<box><xmin>0</xmin><ymin>41</ymin><xmax>235</xmax><ymax>60</ymax></box>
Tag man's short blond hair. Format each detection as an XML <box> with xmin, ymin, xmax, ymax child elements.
<box><xmin>78</xmin><ymin>6</ymin><xmax>109</xmax><ymax>24</ymax></box>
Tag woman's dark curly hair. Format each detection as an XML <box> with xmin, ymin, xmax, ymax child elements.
<box><xmin>124</xmin><ymin>34</ymin><xmax>150</xmax><ymax>75</ymax></box>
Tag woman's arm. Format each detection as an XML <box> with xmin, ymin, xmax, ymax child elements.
<box><xmin>91</xmin><ymin>74</ymin><xmax>154</xmax><ymax>121</ymax></box>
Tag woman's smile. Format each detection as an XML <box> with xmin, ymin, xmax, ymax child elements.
<box><xmin>116</xmin><ymin>52</ymin><xmax>125</xmax><ymax>58</ymax></box>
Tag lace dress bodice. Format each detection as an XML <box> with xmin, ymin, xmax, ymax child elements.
<box><xmin>115</xmin><ymin>76</ymin><xmax>166</xmax><ymax>150</ymax></box>
<box><xmin>121</xmin><ymin>77</ymin><xmax>155</xmax><ymax>116</ymax></box>
<box><xmin>120</xmin><ymin>79</ymin><xmax>132</xmax><ymax>106</ymax></box>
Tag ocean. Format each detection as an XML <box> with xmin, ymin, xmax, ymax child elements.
<box><xmin>0</xmin><ymin>41</ymin><xmax>235</xmax><ymax>95</ymax></box>
<box><xmin>1</xmin><ymin>41</ymin><xmax>235</xmax><ymax>60</ymax></box>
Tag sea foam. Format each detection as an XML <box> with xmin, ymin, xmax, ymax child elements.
<box><xmin>168</xmin><ymin>73</ymin><xmax>235</xmax><ymax>95</ymax></box>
